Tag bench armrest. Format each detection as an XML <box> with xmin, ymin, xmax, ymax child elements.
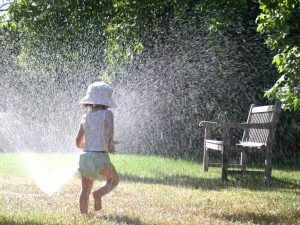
<box><xmin>199</xmin><ymin>121</ymin><xmax>219</xmax><ymax>128</ymax></box>
<box><xmin>199</xmin><ymin>121</ymin><xmax>272</xmax><ymax>129</ymax></box>
<box><xmin>227</xmin><ymin>122</ymin><xmax>272</xmax><ymax>129</ymax></box>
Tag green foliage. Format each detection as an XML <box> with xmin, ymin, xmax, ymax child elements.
<box><xmin>2</xmin><ymin>0</ymin><xmax>300</xmax><ymax>108</ymax></box>
<box><xmin>1</xmin><ymin>1</ymin><xmax>300</xmax><ymax>160</ymax></box>
<box><xmin>196</xmin><ymin>0</ymin><xmax>250</xmax><ymax>32</ymax></box>
<box><xmin>2</xmin><ymin>0</ymin><xmax>200</xmax><ymax>79</ymax></box>
<box><xmin>197</xmin><ymin>0</ymin><xmax>300</xmax><ymax>110</ymax></box>
<box><xmin>257</xmin><ymin>0</ymin><xmax>300</xmax><ymax>110</ymax></box>
<box><xmin>4</xmin><ymin>0</ymin><xmax>112</xmax><ymax>74</ymax></box>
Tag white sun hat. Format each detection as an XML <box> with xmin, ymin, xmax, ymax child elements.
<box><xmin>80</xmin><ymin>81</ymin><xmax>117</xmax><ymax>107</ymax></box>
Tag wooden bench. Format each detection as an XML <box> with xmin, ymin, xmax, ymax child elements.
<box><xmin>199</xmin><ymin>104</ymin><xmax>281</xmax><ymax>181</ymax></box>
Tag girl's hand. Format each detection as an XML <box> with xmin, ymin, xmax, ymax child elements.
<box><xmin>108</xmin><ymin>147</ymin><xmax>117</xmax><ymax>154</ymax></box>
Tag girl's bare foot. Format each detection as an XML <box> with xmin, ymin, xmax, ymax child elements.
<box><xmin>94</xmin><ymin>209</ymin><xmax>106</xmax><ymax>216</ymax></box>
<box><xmin>93</xmin><ymin>191</ymin><xmax>102</xmax><ymax>211</ymax></box>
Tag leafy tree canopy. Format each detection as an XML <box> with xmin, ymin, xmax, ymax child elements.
<box><xmin>1</xmin><ymin>0</ymin><xmax>197</xmax><ymax>78</ymax></box>
<box><xmin>197</xmin><ymin>0</ymin><xmax>300</xmax><ymax>110</ymax></box>
<box><xmin>257</xmin><ymin>0</ymin><xmax>300</xmax><ymax>110</ymax></box>
<box><xmin>2</xmin><ymin>0</ymin><xmax>300</xmax><ymax>109</ymax></box>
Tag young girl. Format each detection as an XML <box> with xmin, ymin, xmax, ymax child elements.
<box><xmin>76</xmin><ymin>81</ymin><xmax>119</xmax><ymax>214</ymax></box>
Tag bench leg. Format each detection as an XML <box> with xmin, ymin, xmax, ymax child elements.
<box><xmin>203</xmin><ymin>148</ymin><xmax>209</xmax><ymax>172</ymax></box>
<box><xmin>264</xmin><ymin>148</ymin><xmax>272</xmax><ymax>181</ymax></box>
<box><xmin>240</xmin><ymin>151</ymin><xmax>246</xmax><ymax>171</ymax></box>
<box><xmin>221</xmin><ymin>148</ymin><xmax>228</xmax><ymax>181</ymax></box>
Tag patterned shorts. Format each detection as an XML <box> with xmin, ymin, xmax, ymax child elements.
<box><xmin>79</xmin><ymin>152</ymin><xmax>111</xmax><ymax>180</ymax></box>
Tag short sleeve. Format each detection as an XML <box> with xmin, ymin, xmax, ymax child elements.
<box><xmin>80</xmin><ymin>114</ymin><xmax>86</xmax><ymax>125</ymax></box>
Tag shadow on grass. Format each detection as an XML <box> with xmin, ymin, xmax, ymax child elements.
<box><xmin>0</xmin><ymin>217</ymin><xmax>57</xmax><ymax>225</ymax></box>
<box><xmin>210</xmin><ymin>211</ymin><xmax>300</xmax><ymax>224</ymax></box>
<box><xmin>0</xmin><ymin>215</ymin><xmax>144</xmax><ymax>225</ymax></box>
<box><xmin>102</xmin><ymin>215</ymin><xmax>144</xmax><ymax>225</ymax></box>
<box><xmin>0</xmin><ymin>215</ymin><xmax>145</xmax><ymax>225</ymax></box>
<box><xmin>119</xmin><ymin>173</ymin><xmax>300</xmax><ymax>191</ymax></box>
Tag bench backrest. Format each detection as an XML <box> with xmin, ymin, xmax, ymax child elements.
<box><xmin>242</xmin><ymin>104</ymin><xmax>280</xmax><ymax>145</ymax></box>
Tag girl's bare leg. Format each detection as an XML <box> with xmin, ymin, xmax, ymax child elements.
<box><xmin>93</xmin><ymin>163</ymin><xmax>119</xmax><ymax>211</ymax></box>
<box><xmin>80</xmin><ymin>176</ymin><xmax>94</xmax><ymax>214</ymax></box>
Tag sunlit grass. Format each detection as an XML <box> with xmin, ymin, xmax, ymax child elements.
<box><xmin>0</xmin><ymin>153</ymin><xmax>299</xmax><ymax>225</ymax></box>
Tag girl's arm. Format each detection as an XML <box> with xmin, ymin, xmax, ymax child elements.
<box><xmin>105</xmin><ymin>110</ymin><xmax>116</xmax><ymax>153</ymax></box>
<box><xmin>76</xmin><ymin>123</ymin><xmax>85</xmax><ymax>149</ymax></box>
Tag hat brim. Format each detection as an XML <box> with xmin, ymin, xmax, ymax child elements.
<box><xmin>80</xmin><ymin>96</ymin><xmax>117</xmax><ymax>107</ymax></box>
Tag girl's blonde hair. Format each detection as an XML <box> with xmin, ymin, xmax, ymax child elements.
<box><xmin>82</xmin><ymin>104</ymin><xmax>108</xmax><ymax>110</ymax></box>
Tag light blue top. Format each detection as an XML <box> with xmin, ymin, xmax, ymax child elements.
<box><xmin>81</xmin><ymin>109</ymin><xmax>107</xmax><ymax>152</ymax></box>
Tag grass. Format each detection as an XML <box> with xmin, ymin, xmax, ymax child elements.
<box><xmin>0</xmin><ymin>153</ymin><xmax>299</xmax><ymax>225</ymax></box>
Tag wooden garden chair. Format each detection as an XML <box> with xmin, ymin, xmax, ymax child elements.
<box><xmin>199</xmin><ymin>104</ymin><xmax>281</xmax><ymax>181</ymax></box>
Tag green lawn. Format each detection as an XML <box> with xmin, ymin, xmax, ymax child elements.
<box><xmin>0</xmin><ymin>153</ymin><xmax>299</xmax><ymax>225</ymax></box>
